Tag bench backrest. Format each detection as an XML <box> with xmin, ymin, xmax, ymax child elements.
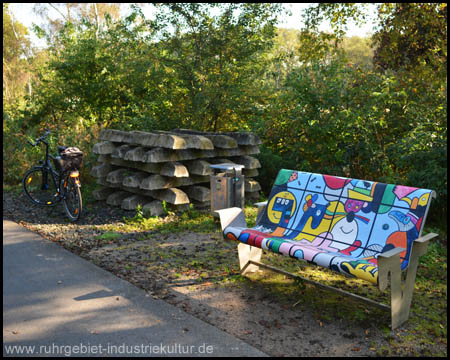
<box><xmin>257</xmin><ymin>169</ymin><xmax>435</xmax><ymax>271</ymax></box>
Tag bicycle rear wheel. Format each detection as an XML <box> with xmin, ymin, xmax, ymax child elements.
<box><xmin>62</xmin><ymin>175</ymin><xmax>82</xmax><ymax>222</ymax></box>
<box><xmin>23</xmin><ymin>168</ymin><xmax>59</xmax><ymax>206</ymax></box>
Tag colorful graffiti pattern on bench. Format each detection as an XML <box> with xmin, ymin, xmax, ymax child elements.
<box><xmin>223</xmin><ymin>169</ymin><xmax>434</xmax><ymax>284</ymax></box>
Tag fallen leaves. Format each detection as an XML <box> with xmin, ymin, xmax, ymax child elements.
<box><xmin>3</xmin><ymin>190</ymin><xmax>447</xmax><ymax>357</ymax></box>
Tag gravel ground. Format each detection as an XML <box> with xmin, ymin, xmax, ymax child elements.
<box><xmin>3</xmin><ymin>189</ymin><xmax>446</xmax><ymax>357</ymax></box>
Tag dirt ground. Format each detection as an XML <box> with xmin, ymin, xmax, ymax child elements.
<box><xmin>3</xmin><ymin>190</ymin><xmax>446</xmax><ymax>357</ymax></box>
<box><xmin>84</xmin><ymin>233</ymin><xmax>387</xmax><ymax>357</ymax></box>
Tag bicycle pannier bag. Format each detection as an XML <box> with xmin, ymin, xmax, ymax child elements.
<box><xmin>60</xmin><ymin>147</ymin><xmax>83</xmax><ymax>172</ymax></box>
<box><xmin>52</xmin><ymin>156</ymin><xmax>64</xmax><ymax>173</ymax></box>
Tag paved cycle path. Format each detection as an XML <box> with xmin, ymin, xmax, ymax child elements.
<box><xmin>3</xmin><ymin>220</ymin><xmax>267</xmax><ymax>357</ymax></box>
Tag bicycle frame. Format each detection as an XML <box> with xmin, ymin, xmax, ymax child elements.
<box><xmin>28</xmin><ymin>165</ymin><xmax>62</xmax><ymax>207</ymax></box>
<box><xmin>27</xmin><ymin>131</ymin><xmax>77</xmax><ymax>204</ymax></box>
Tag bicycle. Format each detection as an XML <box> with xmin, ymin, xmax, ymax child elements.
<box><xmin>22</xmin><ymin>129</ymin><xmax>83</xmax><ymax>222</ymax></box>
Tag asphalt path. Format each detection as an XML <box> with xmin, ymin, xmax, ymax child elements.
<box><xmin>3</xmin><ymin>219</ymin><xmax>267</xmax><ymax>357</ymax></box>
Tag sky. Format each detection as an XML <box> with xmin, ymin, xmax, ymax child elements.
<box><xmin>8</xmin><ymin>3</ymin><xmax>377</xmax><ymax>49</ymax></box>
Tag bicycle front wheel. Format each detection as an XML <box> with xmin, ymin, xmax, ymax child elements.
<box><xmin>23</xmin><ymin>168</ymin><xmax>59</xmax><ymax>206</ymax></box>
<box><xmin>62</xmin><ymin>175</ymin><xmax>82</xmax><ymax>222</ymax></box>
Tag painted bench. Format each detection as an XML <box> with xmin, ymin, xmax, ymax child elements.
<box><xmin>216</xmin><ymin>169</ymin><xmax>438</xmax><ymax>329</ymax></box>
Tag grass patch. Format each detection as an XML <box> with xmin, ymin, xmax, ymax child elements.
<box><xmin>237</xmin><ymin>239</ymin><xmax>446</xmax><ymax>356</ymax></box>
<box><xmin>117</xmin><ymin>204</ymin><xmax>218</xmax><ymax>234</ymax></box>
<box><xmin>95</xmin><ymin>231</ymin><xmax>123</xmax><ymax>241</ymax></box>
<box><xmin>3</xmin><ymin>183</ymin><xmax>22</xmax><ymax>195</ymax></box>
<box><xmin>104</xmin><ymin>203</ymin><xmax>259</xmax><ymax>235</ymax></box>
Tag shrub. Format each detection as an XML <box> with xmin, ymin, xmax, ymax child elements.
<box><xmin>260</xmin><ymin>58</ymin><xmax>447</xmax><ymax>230</ymax></box>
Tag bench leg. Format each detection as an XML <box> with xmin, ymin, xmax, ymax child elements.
<box><xmin>378</xmin><ymin>233</ymin><xmax>438</xmax><ymax>329</ymax></box>
<box><xmin>238</xmin><ymin>243</ymin><xmax>262</xmax><ymax>275</ymax></box>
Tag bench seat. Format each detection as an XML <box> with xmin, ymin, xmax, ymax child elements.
<box><xmin>224</xmin><ymin>225</ymin><xmax>380</xmax><ymax>284</ymax></box>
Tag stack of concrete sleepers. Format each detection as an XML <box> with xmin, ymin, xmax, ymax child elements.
<box><xmin>91</xmin><ymin>129</ymin><xmax>262</xmax><ymax>216</ymax></box>
<box><xmin>172</xmin><ymin>129</ymin><xmax>262</xmax><ymax>202</ymax></box>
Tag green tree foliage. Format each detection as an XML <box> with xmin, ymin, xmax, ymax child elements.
<box><xmin>263</xmin><ymin>58</ymin><xmax>446</xmax><ymax>184</ymax></box>
<box><xmin>3</xmin><ymin>4</ymin><xmax>38</xmax><ymax>182</ymax></box>
<box><xmin>3</xmin><ymin>4</ymin><xmax>32</xmax><ymax>109</ymax></box>
<box><xmin>340</xmin><ymin>36</ymin><xmax>373</xmax><ymax>68</ymax></box>
<box><xmin>297</xmin><ymin>3</ymin><xmax>370</xmax><ymax>64</ymax></box>
<box><xmin>373</xmin><ymin>3</ymin><xmax>447</xmax><ymax>73</ymax></box>
<box><xmin>265</xmin><ymin>28</ymin><xmax>302</xmax><ymax>90</ymax></box>
<box><xmin>260</xmin><ymin>3</ymin><xmax>447</xmax><ymax>227</ymax></box>
<box><xmin>152</xmin><ymin>3</ymin><xmax>284</xmax><ymax>132</ymax></box>
<box><xmin>3</xmin><ymin>3</ymin><xmax>447</xmax><ymax>230</ymax></box>
<box><xmin>21</xmin><ymin>3</ymin><xmax>284</xmax><ymax>132</ymax></box>
<box><xmin>32</xmin><ymin>3</ymin><xmax>122</xmax><ymax>47</ymax></box>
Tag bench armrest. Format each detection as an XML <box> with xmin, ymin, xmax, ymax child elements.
<box><xmin>415</xmin><ymin>232</ymin><xmax>439</xmax><ymax>244</ymax></box>
<box><xmin>254</xmin><ymin>201</ymin><xmax>268</xmax><ymax>208</ymax></box>
<box><xmin>378</xmin><ymin>247</ymin><xmax>405</xmax><ymax>260</ymax></box>
<box><xmin>377</xmin><ymin>232</ymin><xmax>439</xmax><ymax>291</ymax></box>
<box><xmin>214</xmin><ymin>207</ymin><xmax>247</xmax><ymax>232</ymax></box>
<box><xmin>254</xmin><ymin>201</ymin><xmax>268</xmax><ymax>224</ymax></box>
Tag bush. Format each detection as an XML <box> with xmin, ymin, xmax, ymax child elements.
<box><xmin>3</xmin><ymin>111</ymin><xmax>101</xmax><ymax>187</ymax></box>
<box><xmin>256</xmin><ymin>145</ymin><xmax>297</xmax><ymax>195</ymax></box>
<box><xmin>261</xmin><ymin>58</ymin><xmax>447</xmax><ymax>230</ymax></box>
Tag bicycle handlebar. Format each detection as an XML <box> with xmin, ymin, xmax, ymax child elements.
<box><xmin>28</xmin><ymin>129</ymin><xmax>51</xmax><ymax>147</ymax></box>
